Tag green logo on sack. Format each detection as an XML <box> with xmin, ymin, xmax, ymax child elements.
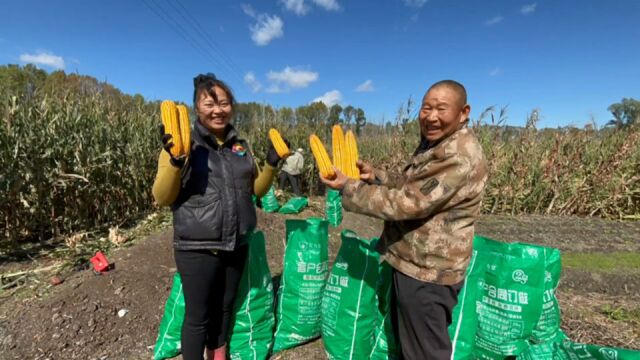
<box><xmin>512</xmin><ymin>269</ymin><xmax>528</xmax><ymax>284</ymax></box>
<box><xmin>599</xmin><ymin>348</ymin><xmax>618</xmax><ymax>360</ymax></box>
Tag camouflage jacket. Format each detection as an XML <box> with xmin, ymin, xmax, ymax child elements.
<box><xmin>342</xmin><ymin>126</ymin><xmax>488</xmax><ymax>285</ymax></box>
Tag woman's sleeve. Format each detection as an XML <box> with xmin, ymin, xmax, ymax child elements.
<box><xmin>151</xmin><ymin>150</ymin><xmax>182</xmax><ymax>206</ymax></box>
<box><xmin>253</xmin><ymin>162</ymin><xmax>277</xmax><ymax>198</ymax></box>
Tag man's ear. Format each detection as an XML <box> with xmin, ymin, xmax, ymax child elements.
<box><xmin>460</xmin><ymin>104</ymin><xmax>471</xmax><ymax>123</ymax></box>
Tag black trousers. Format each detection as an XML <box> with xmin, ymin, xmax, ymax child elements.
<box><xmin>391</xmin><ymin>269</ymin><xmax>463</xmax><ymax>360</ymax></box>
<box><xmin>174</xmin><ymin>246</ymin><xmax>248</xmax><ymax>360</ymax></box>
<box><xmin>278</xmin><ymin>171</ymin><xmax>302</xmax><ymax>196</ymax></box>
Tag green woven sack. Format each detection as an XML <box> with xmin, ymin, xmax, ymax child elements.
<box><xmin>325</xmin><ymin>189</ymin><xmax>342</xmax><ymax>227</ymax></box>
<box><xmin>531</xmin><ymin>246</ymin><xmax>562</xmax><ymax>343</ymax></box>
<box><xmin>322</xmin><ymin>230</ymin><xmax>380</xmax><ymax>360</ymax></box>
<box><xmin>278</xmin><ymin>196</ymin><xmax>308</xmax><ymax>214</ymax></box>
<box><xmin>518</xmin><ymin>337</ymin><xmax>640</xmax><ymax>360</ymax></box>
<box><xmin>369</xmin><ymin>261</ymin><xmax>399</xmax><ymax>360</ymax></box>
<box><xmin>449</xmin><ymin>236</ymin><xmax>546</xmax><ymax>359</ymax></box>
<box><xmin>273</xmin><ymin>218</ymin><xmax>329</xmax><ymax>352</ymax></box>
<box><xmin>229</xmin><ymin>231</ymin><xmax>275</xmax><ymax>360</ymax></box>
<box><xmin>261</xmin><ymin>186</ymin><xmax>280</xmax><ymax>213</ymax></box>
<box><xmin>153</xmin><ymin>273</ymin><xmax>184</xmax><ymax>360</ymax></box>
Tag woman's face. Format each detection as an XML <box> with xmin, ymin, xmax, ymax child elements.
<box><xmin>196</xmin><ymin>85</ymin><xmax>233</xmax><ymax>135</ymax></box>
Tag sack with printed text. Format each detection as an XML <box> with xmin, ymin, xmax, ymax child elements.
<box><xmin>273</xmin><ymin>218</ymin><xmax>329</xmax><ymax>352</ymax></box>
<box><xmin>530</xmin><ymin>246</ymin><xmax>562</xmax><ymax>344</ymax></box>
<box><xmin>322</xmin><ymin>230</ymin><xmax>379</xmax><ymax>360</ymax></box>
<box><xmin>518</xmin><ymin>337</ymin><xmax>640</xmax><ymax>360</ymax></box>
<box><xmin>325</xmin><ymin>189</ymin><xmax>342</xmax><ymax>227</ymax></box>
<box><xmin>449</xmin><ymin>235</ymin><xmax>546</xmax><ymax>359</ymax></box>
<box><xmin>229</xmin><ymin>231</ymin><xmax>275</xmax><ymax>360</ymax></box>
<box><xmin>369</xmin><ymin>261</ymin><xmax>400</xmax><ymax>360</ymax></box>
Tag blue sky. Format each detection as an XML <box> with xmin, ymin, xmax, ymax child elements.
<box><xmin>2</xmin><ymin>0</ymin><xmax>639</xmax><ymax>128</ymax></box>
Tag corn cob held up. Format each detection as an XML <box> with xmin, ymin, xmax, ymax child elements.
<box><xmin>344</xmin><ymin>130</ymin><xmax>360</xmax><ymax>179</ymax></box>
<box><xmin>309</xmin><ymin>134</ymin><xmax>336</xmax><ymax>179</ymax></box>
<box><xmin>332</xmin><ymin>125</ymin><xmax>346</xmax><ymax>174</ymax></box>
<box><xmin>268</xmin><ymin>128</ymin><xmax>291</xmax><ymax>158</ymax></box>
<box><xmin>160</xmin><ymin>100</ymin><xmax>182</xmax><ymax>157</ymax></box>
<box><xmin>176</xmin><ymin>104</ymin><xmax>191</xmax><ymax>157</ymax></box>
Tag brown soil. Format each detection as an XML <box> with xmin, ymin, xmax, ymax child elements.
<box><xmin>0</xmin><ymin>205</ymin><xmax>638</xmax><ymax>359</ymax></box>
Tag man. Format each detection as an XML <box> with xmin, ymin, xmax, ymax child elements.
<box><xmin>321</xmin><ymin>80</ymin><xmax>488</xmax><ymax>360</ymax></box>
<box><xmin>279</xmin><ymin>147</ymin><xmax>305</xmax><ymax>196</ymax></box>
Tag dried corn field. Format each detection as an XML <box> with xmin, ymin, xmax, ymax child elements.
<box><xmin>1</xmin><ymin>69</ymin><xmax>639</xmax><ymax>249</ymax></box>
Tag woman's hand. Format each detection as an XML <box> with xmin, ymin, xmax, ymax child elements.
<box><xmin>266</xmin><ymin>137</ymin><xmax>290</xmax><ymax>167</ymax></box>
<box><xmin>159</xmin><ymin>124</ymin><xmax>186</xmax><ymax>168</ymax></box>
<box><xmin>320</xmin><ymin>167</ymin><xmax>349</xmax><ymax>190</ymax></box>
<box><xmin>357</xmin><ymin>160</ymin><xmax>376</xmax><ymax>183</ymax></box>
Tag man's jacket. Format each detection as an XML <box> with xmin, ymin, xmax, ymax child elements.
<box><xmin>342</xmin><ymin>126</ymin><xmax>488</xmax><ymax>285</ymax></box>
<box><xmin>281</xmin><ymin>151</ymin><xmax>304</xmax><ymax>175</ymax></box>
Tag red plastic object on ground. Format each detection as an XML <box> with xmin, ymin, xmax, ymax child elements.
<box><xmin>90</xmin><ymin>251</ymin><xmax>110</xmax><ymax>273</ymax></box>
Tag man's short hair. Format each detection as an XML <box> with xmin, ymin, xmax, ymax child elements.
<box><xmin>427</xmin><ymin>80</ymin><xmax>467</xmax><ymax>107</ymax></box>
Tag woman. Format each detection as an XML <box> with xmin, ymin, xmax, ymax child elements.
<box><xmin>152</xmin><ymin>73</ymin><xmax>285</xmax><ymax>360</ymax></box>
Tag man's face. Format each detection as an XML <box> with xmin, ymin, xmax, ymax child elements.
<box><xmin>419</xmin><ymin>86</ymin><xmax>470</xmax><ymax>143</ymax></box>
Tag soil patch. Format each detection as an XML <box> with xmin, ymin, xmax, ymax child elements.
<box><xmin>1</xmin><ymin>209</ymin><xmax>638</xmax><ymax>359</ymax></box>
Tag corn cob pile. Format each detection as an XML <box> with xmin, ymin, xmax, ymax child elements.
<box><xmin>268</xmin><ymin>128</ymin><xmax>291</xmax><ymax>158</ymax></box>
<box><xmin>160</xmin><ymin>100</ymin><xmax>191</xmax><ymax>158</ymax></box>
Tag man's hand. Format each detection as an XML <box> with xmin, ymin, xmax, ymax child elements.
<box><xmin>320</xmin><ymin>167</ymin><xmax>349</xmax><ymax>190</ymax></box>
<box><xmin>357</xmin><ymin>160</ymin><xmax>376</xmax><ymax>183</ymax></box>
<box><xmin>159</xmin><ymin>124</ymin><xmax>186</xmax><ymax>168</ymax></box>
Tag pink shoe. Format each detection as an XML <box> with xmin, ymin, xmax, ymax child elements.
<box><xmin>213</xmin><ymin>343</ymin><xmax>227</xmax><ymax>360</ymax></box>
<box><xmin>205</xmin><ymin>348</ymin><xmax>215</xmax><ymax>360</ymax></box>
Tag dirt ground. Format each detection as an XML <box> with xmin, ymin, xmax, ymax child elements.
<box><xmin>0</xmin><ymin>201</ymin><xmax>639</xmax><ymax>359</ymax></box>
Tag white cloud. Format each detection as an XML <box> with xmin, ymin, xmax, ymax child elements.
<box><xmin>484</xmin><ymin>16</ymin><xmax>503</xmax><ymax>26</ymax></box>
<box><xmin>280</xmin><ymin>0</ymin><xmax>309</xmax><ymax>15</ymax></box>
<box><xmin>241</xmin><ymin>3</ymin><xmax>257</xmax><ymax>18</ymax></box>
<box><xmin>279</xmin><ymin>0</ymin><xmax>340</xmax><ymax>15</ymax></box>
<box><xmin>312</xmin><ymin>90</ymin><xmax>342</xmax><ymax>106</ymax></box>
<box><xmin>402</xmin><ymin>0</ymin><xmax>428</xmax><ymax>8</ymax></box>
<box><xmin>355</xmin><ymin>79</ymin><xmax>375</xmax><ymax>92</ymax></box>
<box><xmin>250</xmin><ymin>14</ymin><xmax>284</xmax><ymax>46</ymax></box>
<box><xmin>521</xmin><ymin>3</ymin><xmax>537</xmax><ymax>15</ymax></box>
<box><xmin>19</xmin><ymin>51</ymin><xmax>65</xmax><ymax>70</ymax></box>
<box><xmin>244</xmin><ymin>72</ymin><xmax>262</xmax><ymax>92</ymax></box>
<box><xmin>312</xmin><ymin>0</ymin><xmax>340</xmax><ymax>11</ymax></box>
<box><xmin>266</xmin><ymin>85</ymin><xmax>283</xmax><ymax>94</ymax></box>
<box><xmin>267</xmin><ymin>66</ymin><xmax>319</xmax><ymax>89</ymax></box>
<box><xmin>489</xmin><ymin>67</ymin><xmax>501</xmax><ymax>76</ymax></box>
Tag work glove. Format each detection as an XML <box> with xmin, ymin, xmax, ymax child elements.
<box><xmin>159</xmin><ymin>124</ymin><xmax>186</xmax><ymax>168</ymax></box>
<box><xmin>266</xmin><ymin>137</ymin><xmax>290</xmax><ymax>167</ymax></box>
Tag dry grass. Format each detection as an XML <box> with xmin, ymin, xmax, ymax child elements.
<box><xmin>558</xmin><ymin>290</ymin><xmax>640</xmax><ymax>350</ymax></box>
<box><xmin>2</xmin><ymin>90</ymin><xmax>639</xmax><ymax>251</ymax></box>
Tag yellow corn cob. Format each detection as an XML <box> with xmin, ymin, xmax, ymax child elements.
<box><xmin>268</xmin><ymin>128</ymin><xmax>291</xmax><ymax>158</ymax></box>
<box><xmin>344</xmin><ymin>130</ymin><xmax>360</xmax><ymax>179</ymax></box>
<box><xmin>332</xmin><ymin>125</ymin><xmax>345</xmax><ymax>174</ymax></box>
<box><xmin>309</xmin><ymin>134</ymin><xmax>336</xmax><ymax>179</ymax></box>
<box><xmin>176</xmin><ymin>104</ymin><xmax>191</xmax><ymax>157</ymax></box>
<box><xmin>160</xmin><ymin>100</ymin><xmax>182</xmax><ymax>157</ymax></box>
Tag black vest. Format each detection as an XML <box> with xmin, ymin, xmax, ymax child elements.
<box><xmin>171</xmin><ymin>121</ymin><xmax>257</xmax><ymax>251</ymax></box>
